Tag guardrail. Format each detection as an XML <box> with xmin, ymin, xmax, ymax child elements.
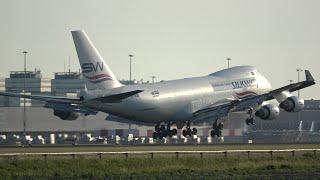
<box><xmin>0</xmin><ymin>149</ymin><xmax>318</xmax><ymax>160</ymax></box>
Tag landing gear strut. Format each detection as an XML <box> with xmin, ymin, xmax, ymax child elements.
<box><xmin>182</xmin><ymin>121</ymin><xmax>197</xmax><ymax>137</ymax></box>
<box><xmin>210</xmin><ymin>121</ymin><xmax>223</xmax><ymax>137</ymax></box>
<box><xmin>246</xmin><ymin>108</ymin><xmax>255</xmax><ymax>125</ymax></box>
<box><xmin>153</xmin><ymin>122</ymin><xmax>178</xmax><ymax>139</ymax></box>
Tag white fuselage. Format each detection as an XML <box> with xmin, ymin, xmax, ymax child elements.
<box><xmin>83</xmin><ymin>66</ymin><xmax>272</xmax><ymax>125</ymax></box>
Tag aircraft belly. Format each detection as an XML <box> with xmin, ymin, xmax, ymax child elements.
<box><xmin>87</xmin><ymin>99</ymin><xmax>174</xmax><ymax>123</ymax></box>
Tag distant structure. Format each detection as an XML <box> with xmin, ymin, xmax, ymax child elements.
<box><xmin>310</xmin><ymin>121</ymin><xmax>314</xmax><ymax>132</ymax></box>
<box><xmin>226</xmin><ymin>57</ymin><xmax>231</xmax><ymax>69</ymax></box>
<box><xmin>304</xmin><ymin>100</ymin><xmax>320</xmax><ymax>110</ymax></box>
<box><xmin>0</xmin><ymin>78</ymin><xmax>5</xmax><ymax>107</ymax></box>
<box><xmin>51</xmin><ymin>72</ymin><xmax>85</xmax><ymax>96</ymax></box>
<box><xmin>0</xmin><ymin>78</ymin><xmax>4</xmax><ymax>91</ymax></box>
<box><xmin>129</xmin><ymin>54</ymin><xmax>134</xmax><ymax>83</ymax></box>
<box><xmin>4</xmin><ymin>70</ymin><xmax>50</xmax><ymax>106</ymax></box>
<box><xmin>298</xmin><ymin>120</ymin><xmax>303</xmax><ymax>132</ymax></box>
<box><xmin>151</xmin><ymin>76</ymin><xmax>156</xmax><ymax>83</ymax></box>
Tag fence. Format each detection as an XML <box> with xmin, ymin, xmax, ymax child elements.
<box><xmin>0</xmin><ymin>149</ymin><xmax>318</xmax><ymax>160</ymax></box>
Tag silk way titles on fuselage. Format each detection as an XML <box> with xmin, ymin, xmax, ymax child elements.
<box><xmin>211</xmin><ymin>78</ymin><xmax>256</xmax><ymax>91</ymax></box>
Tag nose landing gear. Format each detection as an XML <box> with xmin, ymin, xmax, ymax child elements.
<box><xmin>246</xmin><ymin>108</ymin><xmax>256</xmax><ymax>125</ymax></box>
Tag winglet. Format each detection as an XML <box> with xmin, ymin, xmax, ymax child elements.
<box><xmin>305</xmin><ymin>70</ymin><xmax>315</xmax><ymax>82</ymax></box>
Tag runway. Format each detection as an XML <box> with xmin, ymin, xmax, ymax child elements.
<box><xmin>0</xmin><ymin>143</ymin><xmax>319</xmax><ymax>153</ymax></box>
<box><xmin>0</xmin><ymin>148</ymin><xmax>319</xmax><ymax>158</ymax></box>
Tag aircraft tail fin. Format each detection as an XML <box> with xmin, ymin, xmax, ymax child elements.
<box><xmin>71</xmin><ymin>30</ymin><xmax>122</xmax><ymax>90</ymax></box>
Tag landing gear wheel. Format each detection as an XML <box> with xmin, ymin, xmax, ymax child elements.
<box><xmin>160</xmin><ymin>125</ymin><xmax>166</xmax><ymax>131</ymax></box>
<box><xmin>153</xmin><ymin>123</ymin><xmax>163</xmax><ymax>139</ymax></box>
<box><xmin>217</xmin><ymin>130</ymin><xmax>222</xmax><ymax>137</ymax></box>
<box><xmin>161</xmin><ymin>130</ymin><xmax>168</xmax><ymax>138</ymax></box>
<box><xmin>186</xmin><ymin>128</ymin><xmax>192</xmax><ymax>136</ymax></box>
<box><xmin>246</xmin><ymin>108</ymin><xmax>256</xmax><ymax>125</ymax></box>
<box><xmin>155</xmin><ymin>124</ymin><xmax>160</xmax><ymax>132</ymax></box>
<box><xmin>153</xmin><ymin>132</ymin><xmax>158</xmax><ymax>139</ymax></box>
<box><xmin>246</xmin><ymin>118</ymin><xmax>255</xmax><ymax>125</ymax></box>
<box><xmin>192</xmin><ymin>128</ymin><xmax>197</xmax><ymax>135</ymax></box>
<box><xmin>210</xmin><ymin>130</ymin><xmax>216</xmax><ymax>137</ymax></box>
<box><xmin>182</xmin><ymin>120</ymin><xmax>193</xmax><ymax>137</ymax></box>
<box><xmin>246</xmin><ymin>118</ymin><xmax>250</xmax><ymax>125</ymax></box>
<box><xmin>182</xmin><ymin>128</ymin><xmax>192</xmax><ymax>137</ymax></box>
<box><xmin>211</xmin><ymin>122</ymin><xmax>223</xmax><ymax>137</ymax></box>
<box><xmin>171</xmin><ymin>128</ymin><xmax>177</xmax><ymax>136</ymax></box>
<box><xmin>211</xmin><ymin>129</ymin><xmax>222</xmax><ymax>137</ymax></box>
<box><xmin>182</xmin><ymin>129</ymin><xmax>187</xmax><ymax>137</ymax></box>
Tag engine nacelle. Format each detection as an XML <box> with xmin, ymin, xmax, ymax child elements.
<box><xmin>255</xmin><ymin>104</ymin><xmax>280</xmax><ymax>120</ymax></box>
<box><xmin>53</xmin><ymin>110</ymin><xmax>79</xmax><ymax>120</ymax></box>
<box><xmin>279</xmin><ymin>96</ymin><xmax>304</xmax><ymax>112</ymax></box>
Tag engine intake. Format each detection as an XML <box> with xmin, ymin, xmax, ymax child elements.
<box><xmin>255</xmin><ymin>104</ymin><xmax>280</xmax><ymax>120</ymax></box>
<box><xmin>54</xmin><ymin>110</ymin><xmax>79</xmax><ymax>120</ymax></box>
<box><xmin>279</xmin><ymin>96</ymin><xmax>304</xmax><ymax>112</ymax></box>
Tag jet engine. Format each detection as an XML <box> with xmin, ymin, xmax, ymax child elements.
<box><xmin>255</xmin><ymin>104</ymin><xmax>280</xmax><ymax>120</ymax></box>
<box><xmin>53</xmin><ymin>110</ymin><xmax>79</xmax><ymax>120</ymax></box>
<box><xmin>279</xmin><ymin>96</ymin><xmax>304</xmax><ymax>112</ymax></box>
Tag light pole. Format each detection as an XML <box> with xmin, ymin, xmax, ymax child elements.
<box><xmin>288</xmin><ymin>80</ymin><xmax>293</xmax><ymax>84</ymax></box>
<box><xmin>226</xmin><ymin>57</ymin><xmax>231</xmax><ymax>69</ymax></box>
<box><xmin>296</xmin><ymin>68</ymin><xmax>303</xmax><ymax>97</ymax></box>
<box><xmin>288</xmin><ymin>80</ymin><xmax>294</xmax><ymax>94</ymax></box>
<box><xmin>151</xmin><ymin>76</ymin><xmax>156</xmax><ymax>83</ymax></box>
<box><xmin>296</xmin><ymin>68</ymin><xmax>303</xmax><ymax>130</ymax></box>
<box><xmin>22</xmin><ymin>51</ymin><xmax>28</xmax><ymax>135</ymax></box>
<box><xmin>128</xmin><ymin>54</ymin><xmax>134</xmax><ymax>131</ymax></box>
<box><xmin>129</xmin><ymin>54</ymin><xmax>133</xmax><ymax>84</ymax></box>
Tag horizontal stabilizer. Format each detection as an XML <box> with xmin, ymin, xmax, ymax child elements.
<box><xmin>0</xmin><ymin>91</ymin><xmax>82</xmax><ymax>104</ymax></box>
<box><xmin>92</xmin><ymin>90</ymin><xmax>143</xmax><ymax>103</ymax></box>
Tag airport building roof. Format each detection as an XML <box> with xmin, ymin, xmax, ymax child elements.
<box><xmin>53</xmin><ymin>72</ymin><xmax>82</xmax><ymax>80</ymax></box>
<box><xmin>9</xmin><ymin>70</ymin><xmax>42</xmax><ymax>79</ymax></box>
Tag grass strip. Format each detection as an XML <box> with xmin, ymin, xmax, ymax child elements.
<box><xmin>0</xmin><ymin>152</ymin><xmax>319</xmax><ymax>179</ymax></box>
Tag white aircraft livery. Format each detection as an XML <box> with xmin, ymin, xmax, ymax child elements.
<box><xmin>0</xmin><ymin>30</ymin><xmax>316</xmax><ymax>139</ymax></box>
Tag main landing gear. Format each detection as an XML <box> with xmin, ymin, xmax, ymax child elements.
<box><xmin>182</xmin><ymin>121</ymin><xmax>197</xmax><ymax>137</ymax></box>
<box><xmin>152</xmin><ymin>121</ymin><xmax>198</xmax><ymax>139</ymax></box>
<box><xmin>153</xmin><ymin>122</ymin><xmax>178</xmax><ymax>139</ymax></box>
<box><xmin>246</xmin><ymin>108</ymin><xmax>256</xmax><ymax>125</ymax></box>
<box><xmin>210</xmin><ymin>121</ymin><xmax>223</xmax><ymax>137</ymax></box>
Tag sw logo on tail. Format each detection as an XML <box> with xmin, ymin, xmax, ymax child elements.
<box><xmin>81</xmin><ymin>62</ymin><xmax>104</xmax><ymax>73</ymax></box>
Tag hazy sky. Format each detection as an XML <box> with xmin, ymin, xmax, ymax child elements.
<box><xmin>0</xmin><ymin>0</ymin><xmax>319</xmax><ymax>99</ymax></box>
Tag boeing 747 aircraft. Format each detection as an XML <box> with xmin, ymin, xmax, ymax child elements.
<box><xmin>0</xmin><ymin>30</ymin><xmax>315</xmax><ymax>139</ymax></box>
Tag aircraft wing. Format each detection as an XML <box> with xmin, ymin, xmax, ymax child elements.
<box><xmin>0</xmin><ymin>90</ymin><xmax>144</xmax><ymax>104</ymax></box>
<box><xmin>266</xmin><ymin>70</ymin><xmax>315</xmax><ymax>100</ymax></box>
<box><xmin>0</xmin><ymin>90</ymin><xmax>144</xmax><ymax>115</ymax></box>
<box><xmin>192</xmin><ymin>70</ymin><xmax>315</xmax><ymax>123</ymax></box>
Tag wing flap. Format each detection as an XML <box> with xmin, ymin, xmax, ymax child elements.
<box><xmin>91</xmin><ymin>90</ymin><xmax>143</xmax><ymax>103</ymax></box>
<box><xmin>192</xmin><ymin>94</ymin><xmax>266</xmax><ymax>123</ymax></box>
<box><xmin>192</xmin><ymin>102</ymin><xmax>231</xmax><ymax>123</ymax></box>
